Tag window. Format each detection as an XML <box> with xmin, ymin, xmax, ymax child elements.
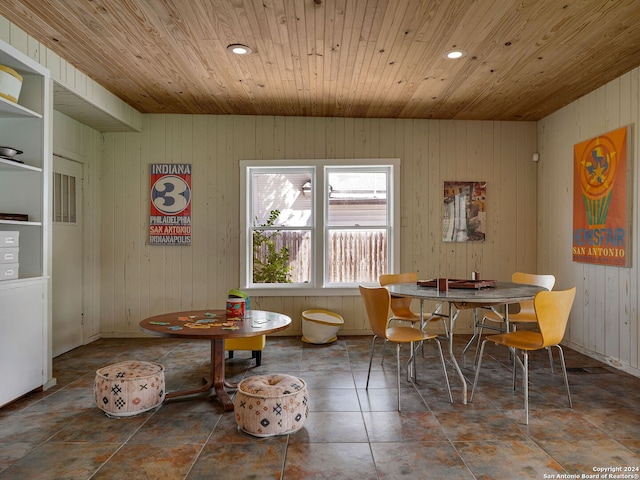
<box><xmin>240</xmin><ymin>159</ymin><xmax>400</xmax><ymax>295</ymax></box>
<box><xmin>53</xmin><ymin>171</ymin><xmax>77</xmax><ymax>224</ymax></box>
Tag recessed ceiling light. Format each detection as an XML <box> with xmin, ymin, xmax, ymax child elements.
<box><xmin>445</xmin><ymin>49</ymin><xmax>466</xmax><ymax>59</ymax></box>
<box><xmin>227</xmin><ymin>44</ymin><xmax>253</xmax><ymax>55</ymax></box>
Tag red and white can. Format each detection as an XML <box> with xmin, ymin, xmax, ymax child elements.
<box><xmin>226</xmin><ymin>298</ymin><xmax>245</xmax><ymax>318</ymax></box>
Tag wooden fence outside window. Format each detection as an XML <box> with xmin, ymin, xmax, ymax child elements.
<box><xmin>254</xmin><ymin>230</ymin><xmax>387</xmax><ymax>283</ymax></box>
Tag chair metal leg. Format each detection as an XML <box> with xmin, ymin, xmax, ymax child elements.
<box><xmin>509</xmin><ymin>349</ymin><xmax>530</xmax><ymax>423</ymax></box>
<box><xmin>470</xmin><ymin>339</ymin><xmax>489</xmax><ymax>402</ymax></box>
<box><xmin>407</xmin><ymin>341</ymin><xmax>416</xmax><ymax>383</ymax></box>
<box><xmin>463</xmin><ymin>307</ymin><xmax>505</xmax><ymax>368</ymax></box>
<box><xmin>547</xmin><ymin>346</ymin><xmax>555</xmax><ymax>373</ymax></box>
<box><xmin>555</xmin><ymin>345</ymin><xmax>573</xmax><ymax>408</ymax></box>
<box><xmin>473</xmin><ymin>319</ymin><xmax>487</xmax><ymax>367</ymax></box>
<box><xmin>512</xmin><ymin>347</ymin><xmax>518</xmax><ymax>390</ymax></box>
<box><xmin>366</xmin><ymin>335</ymin><xmax>378</xmax><ymax>390</ymax></box>
<box><xmin>461</xmin><ymin>334</ymin><xmax>478</xmax><ymax>368</ymax></box>
<box><xmin>419</xmin><ymin>301</ymin><xmax>426</xmax><ymax>357</ymax></box>
<box><xmin>440</xmin><ymin>315</ymin><xmax>449</xmax><ymax>339</ymax></box>
<box><xmin>429</xmin><ymin>302</ymin><xmax>449</xmax><ymax>339</ymax></box>
<box><xmin>461</xmin><ymin>310</ymin><xmax>480</xmax><ymax>368</ymax></box>
<box><xmin>396</xmin><ymin>343</ymin><xmax>402</xmax><ymax>411</ymax></box>
<box><xmin>414</xmin><ymin>339</ymin><xmax>425</xmax><ymax>360</ymax></box>
<box><xmin>523</xmin><ymin>351</ymin><xmax>529</xmax><ymax>425</ymax></box>
<box><xmin>435</xmin><ymin>338</ymin><xmax>453</xmax><ymax>403</ymax></box>
<box><xmin>463</xmin><ymin>308</ymin><xmax>489</xmax><ymax>368</ymax></box>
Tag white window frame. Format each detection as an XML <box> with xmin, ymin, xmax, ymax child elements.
<box><xmin>240</xmin><ymin>159</ymin><xmax>400</xmax><ymax>296</ymax></box>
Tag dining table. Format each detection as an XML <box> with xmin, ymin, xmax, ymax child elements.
<box><xmin>385</xmin><ymin>280</ymin><xmax>546</xmax><ymax>404</ymax></box>
<box><xmin>140</xmin><ymin>309</ymin><xmax>291</xmax><ymax>411</ymax></box>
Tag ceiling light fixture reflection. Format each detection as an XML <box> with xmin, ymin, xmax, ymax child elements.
<box><xmin>227</xmin><ymin>44</ymin><xmax>253</xmax><ymax>55</ymax></box>
<box><xmin>445</xmin><ymin>50</ymin><xmax>466</xmax><ymax>59</ymax></box>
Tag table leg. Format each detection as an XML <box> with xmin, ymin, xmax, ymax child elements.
<box><xmin>447</xmin><ymin>302</ymin><xmax>468</xmax><ymax>404</ymax></box>
<box><xmin>165</xmin><ymin>373</ymin><xmax>214</xmax><ymax>399</ymax></box>
<box><xmin>211</xmin><ymin>338</ymin><xmax>235</xmax><ymax>411</ymax></box>
<box><xmin>165</xmin><ymin>338</ymin><xmax>236</xmax><ymax>411</ymax></box>
<box><xmin>461</xmin><ymin>308</ymin><xmax>480</xmax><ymax>368</ymax></box>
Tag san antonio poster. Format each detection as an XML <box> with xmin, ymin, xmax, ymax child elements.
<box><xmin>572</xmin><ymin>126</ymin><xmax>630</xmax><ymax>267</ymax></box>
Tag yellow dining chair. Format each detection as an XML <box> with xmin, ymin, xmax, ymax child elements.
<box><xmin>470</xmin><ymin>287</ymin><xmax>576</xmax><ymax>425</ymax></box>
<box><xmin>360</xmin><ymin>285</ymin><xmax>452</xmax><ymax>411</ymax></box>
<box><xmin>464</xmin><ymin>272</ymin><xmax>555</xmax><ymax>367</ymax></box>
<box><xmin>379</xmin><ymin>272</ymin><xmax>448</xmax><ymax>335</ymax></box>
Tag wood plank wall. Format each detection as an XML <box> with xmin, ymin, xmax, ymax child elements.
<box><xmin>100</xmin><ymin>115</ymin><xmax>538</xmax><ymax>337</ymax></box>
<box><xmin>538</xmin><ymin>66</ymin><xmax>640</xmax><ymax>376</ymax></box>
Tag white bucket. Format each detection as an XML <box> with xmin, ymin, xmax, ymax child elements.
<box><xmin>301</xmin><ymin>309</ymin><xmax>344</xmax><ymax>344</ymax></box>
<box><xmin>0</xmin><ymin>65</ymin><xmax>23</xmax><ymax>103</ymax></box>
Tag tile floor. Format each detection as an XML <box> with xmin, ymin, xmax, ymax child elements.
<box><xmin>0</xmin><ymin>334</ymin><xmax>639</xmax><ymax>479</ymax></box>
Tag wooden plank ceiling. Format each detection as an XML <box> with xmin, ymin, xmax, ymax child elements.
<box><xmin>1</xmin><ymin>0</ymin><xmax>640</xmax><ymax>121</ymax></box>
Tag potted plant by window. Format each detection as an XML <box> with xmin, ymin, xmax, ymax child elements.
<box><xmin>252</xmin><ymin>209</ymin><xmax>292</xmax><ymax>283</ymax></box>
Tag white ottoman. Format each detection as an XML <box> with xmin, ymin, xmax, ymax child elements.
<box><xmin>94</xmin><ymin>361</ymin><xmax>165</xmax><ymax>417</ymax></box>
<box><xmin>234</xmin><ymin>374</ymin><xmax>309</xmax><ymax>437</ymax></box>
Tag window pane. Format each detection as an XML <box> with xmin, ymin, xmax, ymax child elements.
<box><xmin>53</xmin><ymin>173</ymin><xmax>78</xmax><ymax>224</ymax></box>
<box><xmin>53</xmin><ymin>172</ymin><xmax>62</xmax><ymax>222</ymax></box>
<box><xmin>68</xmin><ymin>176</ymin><xmax>77</xmax><ymax>223</ymax></box>
<box><xmin>327</xmin><ymin>171</ymin><xmax>387</xmax><ymax>226</ymax></box>
<box><xmin>327</xmin><ymin>229</ymin><xmax>387</xmax><ymax>283</ymax></box>
<box><xmin>251</xmin><ymin>171</ymin><xmax>312</xmax><ymax>227</ymax></box>
<box><xmin>62</xmin><ymin>174</ymin><xmax>69</xmax><ymax>222</ymax></box>
<box><xmin>252</xmin><ymin>229</ymin><xmax>311</xmax><ymax>284</ymax></box>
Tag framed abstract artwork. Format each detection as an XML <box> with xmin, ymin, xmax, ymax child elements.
<box><xmin>442</xmin><ymin>181</ymin><xmax>486</xmax><ymax>242</ymax></box>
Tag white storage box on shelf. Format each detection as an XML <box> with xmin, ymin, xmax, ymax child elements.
<box><xmin>0</xmin><ymin>64</ymin><xmax>23</xmax><ymax>103</ymax></box>
<box><xmin>0</xmin><ymin>264</ymin><xmax>18</xmax><ymax>280</ymax></box>
<box><xmin>0</xmin><ymin>231</ymin><xmax>18</xmax><ymax>281</ymax></box>
<box><xmin>301</xmin><ymin>309</ymin><xmax>344</xmax><ymax>344</ymax></box>
<box><xmin>0</xmin><ymin>231</ymin><xmax>19</xmax><ymax>247</ymax></box>
<box><xmin>0</xmin><ymin>248</ymin><xmax>18</xmax><ymax>263</ymax></box>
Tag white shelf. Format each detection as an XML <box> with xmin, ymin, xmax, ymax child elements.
<box><xmin>0</xmin><ymin>157</ymin><xmax>42</xmax><ymax>172</ymax></box>
<box><xmin>0</xmin><ymin>275</ymin><xmax>46</xmax><ymax>288</ymax></box>
<box><xmin>0</xmin><ymin>96</ymin><xmax>42</xmax><ymax>118</ymax></box>
<box><xmin>0</xmin><ymin>219</ymin><xmax>41</xmax><ymax>226</ymax></box>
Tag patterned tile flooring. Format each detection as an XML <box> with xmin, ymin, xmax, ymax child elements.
<box><xmin>0</xmin><ymin>334</ymin><xmax>639</xmax><ymax>479</ymax></box>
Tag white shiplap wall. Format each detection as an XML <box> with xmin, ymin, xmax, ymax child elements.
<box><xmin>100</xmin><ymin>115</ymin><xmax>538</xmax><ymax>337</ymax></box>
<box><xmin>538</xmin><ymin>67</ymin><xmax>640</xmax><ymax>377</ymax></box>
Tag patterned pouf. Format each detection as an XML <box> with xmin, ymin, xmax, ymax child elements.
<box><xmin>234</xmin><ymin>374</ymin><xmax>309</xmax><ymax>437</ymax></box>
<box><xmin>94</xmin><ymin>361</ymin><xmax>165</xmax><ymax>417</ymax></box>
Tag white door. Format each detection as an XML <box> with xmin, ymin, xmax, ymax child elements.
<box><xmin>52</xmin><ymin>155</ymin><xmax>83</xmax><ymax>357</ymax></box>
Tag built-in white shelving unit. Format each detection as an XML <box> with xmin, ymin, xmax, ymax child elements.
<box><xmin>0</xmin><ymin>38</ymin><xmax>52</xmax><ymax>407</ymax></box>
